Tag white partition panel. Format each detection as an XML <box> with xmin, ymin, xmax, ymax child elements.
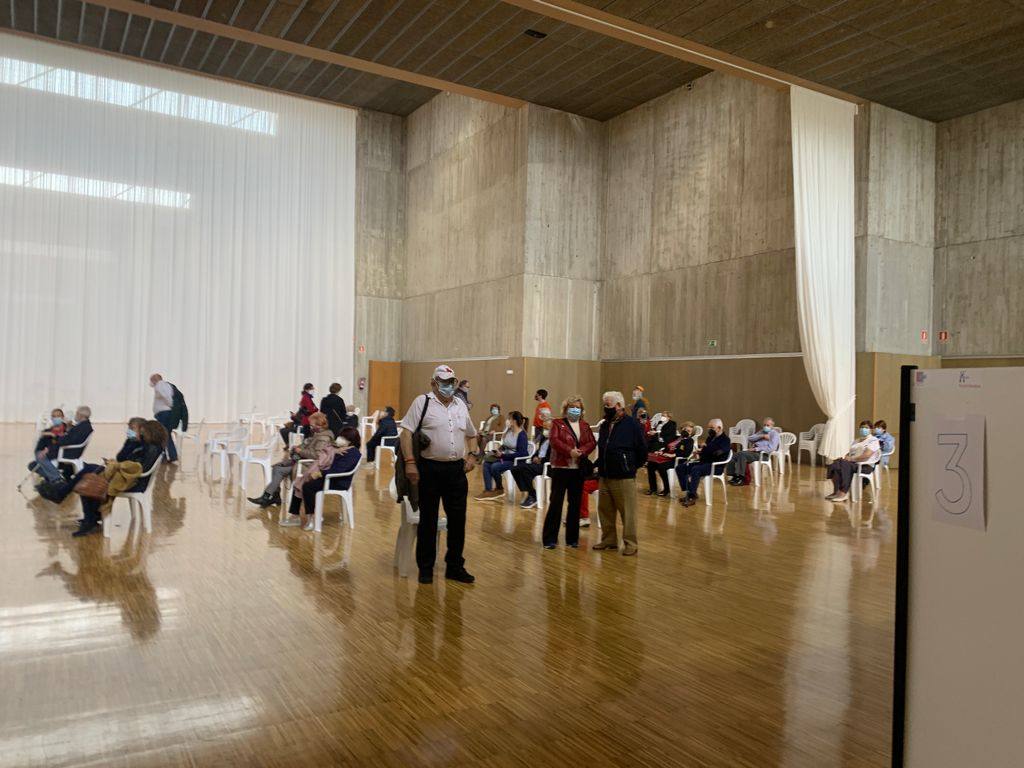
<box><xmin>0</xmin><ymin>33</ymin><xmax>355</xmax><ymax>422</ymax></box>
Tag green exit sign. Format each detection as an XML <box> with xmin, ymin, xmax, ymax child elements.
<box><xmin>707</xmin><ymin>339</ymin><xmax>718</xmax><ymax>348</ymax></box>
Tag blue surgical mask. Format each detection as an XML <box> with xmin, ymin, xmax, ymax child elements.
<box><xmin>874</xmin><ymin>427</ymin><xmax>883</xmax><ymax>435</ymax></box>
<box><xmin>763</xmin><ymin>426</ymin><xmax>771</xmax><ymax>433</ymax></box>
<box><xmin>437</xmin><ymin>382</ymin><xmax>456</xmax><ymax>398</ymax></box>
<box><xmin>491</xmin><ymin>407</ymin><xmax>499</xmax><ymax>416</ymax></box>
<box><xmin>127</xmin><ymin>428</ymin><xmax>137</xmax><ymax>440</ymax></box>
<box><xmin>860</xmin><ymin>427</ymin><xmax>870</xmax><ymax>437</ymax></box>
<box><xmin>567</xmin><ymin>407</ymin><xmax>582</xmax><ymax>420</ymax></box>
<box><xmin>51</xmin><ymin>417</ymin><xmax>63</xmax><ymax>426</ymax></box>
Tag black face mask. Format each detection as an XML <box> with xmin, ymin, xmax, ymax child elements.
<box><xmin>706</xmin><ymin>428</ymin><xmax>716</xmax><ymax>437</ymax></box>
<box><xmin>603</xmin><ymin>406</ymin><xmax>617</xmax><ymax>421</ymax></box>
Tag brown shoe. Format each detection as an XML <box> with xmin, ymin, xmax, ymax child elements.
<box><xmin>474</xmin><ymin>490</ymin><xmax>503</xmax><ymax>501</ymax></box>
<box><xmin>592</xmin><ymin>542</ymin><xmax>618</xmax><ymax>551</ymax></box>
<box><xmin>621</xmin><ymin>545</ymin><xmax>638</xmax><ymax>556</ymax></box>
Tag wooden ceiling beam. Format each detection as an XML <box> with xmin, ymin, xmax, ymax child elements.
<box><xmin>73</xmin><ymin>0</ymin><xmax>528</xmax><ymax>109</ymax></box>
<box><xmin>499</xmin><ymin>0</ymin><xmax>865</xmax><ymax>106</ymax></box>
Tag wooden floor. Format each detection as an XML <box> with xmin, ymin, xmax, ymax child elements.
<box><xmin>0</xmin><ymin>424</ymin><xmax>896</xmax><ymax>768</ymax></box>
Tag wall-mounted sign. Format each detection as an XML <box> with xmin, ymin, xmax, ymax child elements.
<box><xmin>358</xmin><ymin>344</ymin><xmax>365</xmax><ymax>354</ymax></box>
<box><xmin>707</xmin><ymin>339</ymin><xmax>718</xmax><ymax>348</ymax></box>
<box><xmin>939</xmin><ymin>331</ymin><xmax>949</xmax><ymax>343</ymax></box>
<box><xmin>920</xmin><ymin>330</ymin><xmax>929</xmax><ymax>342</ymax></box>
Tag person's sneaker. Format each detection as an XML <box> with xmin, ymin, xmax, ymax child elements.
<box><xmin>302</xmin><ymin>521</ymin><xmax>315</xmax><ymax>531</ymax></box>
<box><xmin>824</xmin><ymin>492</ymin><xmax>838</xmax><ymax>501</ymax></box>
<box><xmin>418</xmin><ymin>571</ymin><xmax>433</xmax><ymax>584</ymax></box>
<box><xmin>543</xmin><ymin>543</ymin><xmax>556</xmax><ymax>550</ymax></box>
<box><xmin>579</xmin><ymin>518</ymin><xmax>591</xmax><ymax>528</ymax></box>
<box><xmin>520</xmin><ymin>495</ymin><xmax>538</xmax><ymax>509</ymax></box>
<box><xmin>728</xmin><ymin>477</ymin><xmax>743</xmax><ymax>486</ymax></box>
<box><xmin>830</xmin><ymin>493</ymin><xmax>849</xmax><ymax>502</ymax></box>
<box><xmin>72</xmin><ymin>523</ymin><xmax>99</xmax><ymax>537</ymax></box>
<box><xmin>642</xmin><ymin>489</ymin><xmax>655</xmax><ymax>495</ymax></box>
<box><xmin>474</xmin><ymin>490</ymin><xmax>503</xmax><ymax>501</ymax></box>
<box><xmin>567</xmin><ymin>542</ymin><xmax>579</xmax><ymax>549</ymax></box>
<box><xmin>279</xmin><ymin>517</ymin><xmax>302</xmax><ymax>527</ymax></box>
<box><xmin>445</xmin><ymin>569</ymin><xmax>475</xmax><ymax>584</ymax></box>
<box><xmin>592</xmin><ymin>542</ymin><xmax>617</xmax><ymax>550</ymax></box>
<box><xmin>622</xmin><ymin>545</ymin><xmax>638</xmax><ymax>556</ymax></box>
<box><xmin>656</xmin><ymin>490</ymin><xmax>670</xmax><ymax>497</ymax></box>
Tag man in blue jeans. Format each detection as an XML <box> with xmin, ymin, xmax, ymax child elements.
<box><xmin>150</xmin><ymin>373</ymin><xmax>178</xmax><ymax>462</ymax></box>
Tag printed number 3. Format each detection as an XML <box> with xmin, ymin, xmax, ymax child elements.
<box><xmin>935</xmin><ymin>433</ymin><xmax>971</xmax><ymax>516</ymax></box>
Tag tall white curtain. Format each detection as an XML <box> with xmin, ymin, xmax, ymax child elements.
<box><xmin>790</xmin><ymin>86</ymin><xmax>856</xmax><ymax>460</ymax></box>
<box><xmin>0</xmin><ymin>33</ymin><xmax>355</xmax><ymax>422</ymax></box>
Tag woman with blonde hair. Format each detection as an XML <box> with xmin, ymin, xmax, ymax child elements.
<box><xmin>542</xmin><ymin>395</ymin><xmax>597</xmax><ymax>549</ymax></box>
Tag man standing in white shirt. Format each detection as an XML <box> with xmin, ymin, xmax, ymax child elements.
<box><xmin>150</xmin><ymin>373</ymin><xmax>177</xmax><ymax>462</ymax></box>
<box><xmin>399</xmin><ymin>364</ymin><xmax>478</xmax><ymax>585</ymax></box>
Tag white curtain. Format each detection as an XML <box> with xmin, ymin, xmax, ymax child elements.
<box><xmin>0</xmin><ymin>33</ymin><xmax>355</xmax><ymax>423</ymax></box>
<box><xmin>790</xmin><ymin>86</ymin><xmax>856</xmax><ymax>460</ymax></box>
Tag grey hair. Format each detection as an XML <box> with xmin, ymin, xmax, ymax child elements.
<box><xmin>75</xmin><ymin>405</ymin><xmax>91</xmax><ymax>420</ymax></box>
<box><xmin>708</xmin><ymin>417</ymin><xmax>723</xmax><ymax>430</ymax></box>
<box><xmin>764</xmin><ymin>416</ymin><xmax>775</xmax><ymax>424</ymax></box>
<box><xmin>602</xmin><ymin>391</ymin><xmax>625</xmax><ymax>408</ymax></box>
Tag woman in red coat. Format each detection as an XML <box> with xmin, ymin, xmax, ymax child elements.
<box><xmin>279</xmin><ymin>382</ymin><xmax>319</xmax><ymax>445</ymax></box>
<box><xmin>542</xmin><ymin>395</ymin><xmax>597</xmax><ymax>549</ymax></box>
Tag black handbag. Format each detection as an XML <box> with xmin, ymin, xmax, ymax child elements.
<box><xmin>37</xmin><ymin>477</ymin><xmax>72</xmax><ymax>503</ymax></box>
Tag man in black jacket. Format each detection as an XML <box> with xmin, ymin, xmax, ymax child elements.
<box><xmin>32</xmin><ymin>405</ymin><xmax>93</xmax><ymax>483</ymax></box>
<box><xmin>678</xmin><ymin>418</ymin><xmax>731</xmax><ymax>506</ymax></box>
<box><xmin>594</xmin><ymin>391</ymin><xmax>647</xmax><ymax>556</ymax></box>
<box><xmin>365</xmin><ymin>407</ymin><xmax>398</xmax><ymax>465</ymax></box>
<box><xmin>319</xmin><ymin>383</ymin><xmax>347</xmax><ymax>436</ymax></box>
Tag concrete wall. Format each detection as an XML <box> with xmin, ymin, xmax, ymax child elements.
<box><xmin>354</xmin><ymin>109</ymin><xmax>406</xmax><ymax>414</ymax></box>
<box><xmin>935</xmin><ymin>98</ymin><xmax>1024</xmax><ymax>357</ymax></box>
<box><xmin>856</xmin><ymin>104</ymin><xmax>936</xmax><ymax>355</ymax></box>
<box><xmin>600</xmin><ymin>73</ymin><xmax>797</xmax><ymax>360</ymax></box>
<box><xmin>403</xmin><ymin>93</ymin><xmax>527</xmax><ymax>360</ymax></box>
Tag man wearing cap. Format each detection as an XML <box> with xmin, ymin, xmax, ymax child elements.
<box><xmin>399</xmin><ymin>365</ymin><xmax>479</xmax><ymax>585</ymax></box>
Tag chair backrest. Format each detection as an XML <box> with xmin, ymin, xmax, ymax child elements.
<box><xmin>526</xmin><ymin>441</ymin><xmax>536</xmax><ymax>458</ymax></box>
<box><xmin>779</xmin><ymin>432</ymin><xmax>797</xmax><ymax>451</ymax></box>
<box><xmin>58</xmin><ymin>432</ymin><xmax>92</xmax><ymax>458</ymax></box>
<box><xmin>733</xmin><ymin>419</ymin><xmax>755</xmax><ymax>434</ymax></box>
<box><xmin>139</xmin><ymin>455</ymin><xmax>163</xmax><ymax>480</ymax></box>
<box><xmin>692</xmin><ymin>425</ymin><xmax>703</xmax><ymax>439</ymax></box>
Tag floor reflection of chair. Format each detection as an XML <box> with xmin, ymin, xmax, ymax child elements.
<box><xmin>314</xmin><ymin>528</ymin><xmax>354</xmax><ymax>579</ymax></box>
<box><xmin>393</xmin><ymin>496</ymin><xmax>446</xmax><ymax>578</ymax></box>
<box><xmin>702</xmin><ymin>506</ymin><xmax>727</xmax><ymax>536</ymax></box>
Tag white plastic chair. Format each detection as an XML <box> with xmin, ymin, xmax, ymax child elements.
<box><xmin>504</xmin><ymin>441</ymin><xmax>536</xmax><ymax>501</ymax></box>
<box><xmin>375</xmin><ymin>433</ymin><xmax>400</xmax><ymax>467</ymax></box>
<box><xmin>775</xmin><ymin>432</ymin><xmax>796</xmax><ymax>475</ymax></box>
<box><xmin>588</xmin><ymin>487</ymin><xmax>600</xmax><ymax>529</ymax></box>
<box><xmin>56</xmin><ymin>433</ymin><xmax>93</xmax><ymax>476</ymax></box>
<box><xmin>533</xmin><ymin>462</ymin><xmax>551</xmax><ymax>508</ymax></box>
<box><xmin>798</xmin><ymin>423</ymin><xmax>824</xmax><ymax>466</ymax></box>
<box><xmin>284</xmin><ymin>458</ymin><xmax>314</xmax><ymax>516</ymax></box>
<box><xmin>172</xmin><ymin>417</ymin><xmax>204</xmax><ymax>460</ymax></box>
<box><xmin>207</xmin><ymin>426</ymin><xmax>248</xmax><ymax>479</ymax></box>
<box><xmin>692</xmin><ymin>425</ymin><xmax>703</xmax><ymax>440</ymax></box>
<box><xmin>752</xmin><ymin>451</ymin><xmax>774</xmax><ymax>487</ymax></box>
<box><xmin>105</xmin><ymin>456</ymin><xmax>162</xmax><ymax>537</ymax></box>
<box><xmin>851</xmin><ymin>461</ymin><xmax>879</xmax><ymax>503</ymax></box>
<box><xmin>313</xmin><ymin>456</ymin><xmax>362</xmax><ymax>533</ymax></box>
<box><xmin>878</xmin><ymin>444</ymin><xmax>895</xmax><ymax>486</ymax></box>
<box><xmin>238</xmin><ymin>431</ymin><xmax>280</xmax><ymax>489</ymax></box>
<box><xmin>702</xmin><ymin>450</ymin><xmax>732</xmax><ymax>505</ymax></box>
<box><xmin>728</xmin><ymin>419</ymin><xmax>755</xmax><ymax>452</ymax></box>
<box><xmin>360</xmin><ymin>411</ymin><xmax>379</xmax><ymax>445</ymax></box>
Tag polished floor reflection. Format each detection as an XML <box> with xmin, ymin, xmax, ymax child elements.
<box><xmin>1</xmin><ymin>424</ymin><xmax>895</xmax><ymax>767</ymax></box>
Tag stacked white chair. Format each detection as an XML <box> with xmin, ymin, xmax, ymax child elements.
<box><xmin>105</xmin><ymin>456</ymin><xmax>162</xmax><ymax>537</ymax></box>
<box><xmin>702</xmin><ymin>450</ymin><xmax>732</xmax><ymax>505</ymax></box>
<box><xmin>206</xmin><ymin>426</ymin><xmax>248</xmax><ymax>479</ymax></box>
<box><xmin>797</xmin><ymin>423</ymin><xmax>824</xmax><ymax>466</ymax></box>
<box><xmin>172</xmin><ymin>417</ymin><xmax>205</xmax><ymax>461</ymax></box>
<box><xmin>238</xmin><ymin>430</ymin><xmax>280</xmax><ymax>489</ymax></box>
<box><xmin>312</xmin><ymin>456</ymin><xmax>362</xmax><ymax>532</ymax></box>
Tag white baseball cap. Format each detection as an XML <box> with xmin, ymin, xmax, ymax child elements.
<box><xmin>432</xmin><ymin>364</ymin><xmax>456</xmax><ymax>381</ymax></box>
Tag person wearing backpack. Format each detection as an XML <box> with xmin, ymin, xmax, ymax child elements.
<box><xmin>397</xmin><ymin>365</ymin><xmax>478</xmax><ymax>586</ymax></box>
<box><xmin>149</xmin><ymin>373</ymin><xmax>183</xmax><ymax>463</ymax></box>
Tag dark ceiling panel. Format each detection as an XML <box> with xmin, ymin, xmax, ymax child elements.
<box><xmin>4</xmin><ymin>0</ymin><xmax>1024</xmax><ymax>120</ymax></box>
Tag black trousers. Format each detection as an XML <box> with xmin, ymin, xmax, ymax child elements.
<box><xmin>279</xmin><ymin>423</ymin><xmax>309</xmax><ymax>446</ymax></box>
<box><xmin>288</xmin><ymin>476</ymin><xmax>325</xmax><ymax>515</ymax></box>
<box><xmin>646</xmin><ymin>462</ymin><xmax>670</xmax><ymax>492</ymax></box>
<box><xmin>416</xmin><ymin>459</ymin><xmax>468</xmax><ymax>575</ymax></box>
<box><xmin>543</xmin><ymin>467</ymin><xmax>583</xmax><ymax>546</ymax></box>
<box><xmin>511</xmin><ymin>461</ymin><xmax>544</xmax><ymax>493</ymax></box>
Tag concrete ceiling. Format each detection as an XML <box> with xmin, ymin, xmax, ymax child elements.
<box><xmin>2</xmin><ymin>0</ymin><xmax>1023</xmax><ymax>121</ymax></box>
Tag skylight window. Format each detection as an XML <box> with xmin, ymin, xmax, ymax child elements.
<box><xmin>0</xmin><ymin>56</ymin><xmax>277</xmax><ymax>135</ymax></box>
<box><xmin>0</xmin><ymin>166</ymin><xmax>191</xmax><ymax>209</ymax></box>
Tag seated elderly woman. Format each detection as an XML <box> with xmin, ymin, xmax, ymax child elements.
<box><xmin>365</xmin><ymin>407</ymin><xmax>398</xmax><ymax>465</ymax></box>
<box><xmin>475</xmin><ymin>410</ymin><xmax>529</xmax><ymax>501</ymax></box>
<box><xmin>676</xmin><ymin>418</ymin><xmax>731</xmax><ymax>507</ymax></box>
<box><xmin>248</xmin><ymin>412</ymin><xmax>333</xmax><ymax>507</ymax></box>
<box><xmin>281</xmin><ymin>426</ymin><xmax>362</xmax><ymax>531</ymax></box>
<box><xmin>825</xmin><ymin>420</ymin><xmax>881</xmax><ymax>502</ymax></box>
<box><xmin>644</xmin><ymin>416</ymin><xmax>680</xmax><ymax>496</ymax></box>
<box><xmin>71</xmin><ymin>420</ymin><xmax>166</xmax><ymax>537</ymax></box>
<box><xmin>477</xmin><ymin>403</ymin><xmax>503</xmax><ymax>455</ymax></box>
<box><xmin>31</xmin><ymin>405</ymin><xmax>94</xmax><ymax>484</ymax></box>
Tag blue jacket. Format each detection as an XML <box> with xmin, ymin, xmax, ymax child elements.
<box><xmin>325</xmin><ymin>448</ymin><xmax>361</xmax><ymax>490</ymax></box>
<box><xmin>371</xmin><ymin>416</ymin><xmax>398</xmax><ymax>441</ymax></box>
<box><xmin>598</xmin><ymin>416</ymin><xmax>648</xmax><ymax>479</ymax></box>
<box><xmin>502</xmin><ymin>430</ymin><xmax>529</xmax><ymax>461</ymax></box>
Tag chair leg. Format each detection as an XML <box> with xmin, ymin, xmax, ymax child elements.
<box><xmin>703</xmin><ymin>475</ymin><xmax>711</xmax><ymax>505</ymax></box>
<box><xmin>141</xmin><ymin>498</ymin><xmax>152</xmax><ymax>532</ymax></box>
<box><xmin>342</xmin><ymin>491</ymin><xmax>355</xmax><ymax>529</ymax></box>
<box><xmin>314</xmin><ymin>493</ymin><xmax>324</xmax><ymax>533</ymax></box>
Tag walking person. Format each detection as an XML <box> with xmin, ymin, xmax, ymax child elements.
<box><xmin>149</xmin><ymin>373</ymin><xmax>179</xmax><ymax>463</ymax></box>
<box><xmin>399</xmin><ymin>365</ymin><xmax>478</xmax><ymax>585</ymax></box>
<box><xmin>542</xmin><ymin>396</ymin><xmax>596</xmax><ymax>549</ymax></box>
<box><xmin>593</xmin><ymin>391</ymin><xmax>647</xmax><ymax>556</ymax></box>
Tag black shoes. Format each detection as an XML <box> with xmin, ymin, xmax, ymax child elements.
<box><xmin>248</xmin><ymin>492</ymin><xmax>282</xmax><ymax>507</ymax></box>
<box><xmin>445</xmin><ymin>569</ymin><xmax>475</xmax><ymax>584</ymax></box>
<box><xmin>728</xmin><ymin>476</ymin><xmax>746</xmax><ymax>486</ymax></box>
<box><xmin>418</xmin><ymin>572</ymin><xmax>433</xmax><ymax>584</ymax></box>
<box><xmin>72</xmin><ymin>523</ymin><xmax>99</xmax><ymax>537</ymax></box>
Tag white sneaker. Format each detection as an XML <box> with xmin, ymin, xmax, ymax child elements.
<box><xmin>302</xmin><ymin>521</ymin><xmax>315</xmax><ymax>531</ymax></box>
<box><xmin>580</xmin><ymin>519</ymin><xmax>591</xmax><ymax>528</ymax></box>
<box><xmin>279</xmin><ymin>517</ymin><xmax>302</xmax><ymax>527</ymax></box>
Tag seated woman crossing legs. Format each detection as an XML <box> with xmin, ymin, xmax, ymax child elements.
<box><xmin>475</xmin><ymin>411</ymin><xmax>529</xmax><ymax>500</ymax></box>
<box><xmin>249</xmin><ymin>412</ymin><xmax>333</xmax><ymax>507</ymax></box>
<box><xmin>280</xmin><ymin>427</ymin><xmax>361</xmax><ymax>531</ymax></box>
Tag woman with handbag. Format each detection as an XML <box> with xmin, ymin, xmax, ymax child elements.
<box><xmin>542</xmin><ymin>396</ymin><xmax>597</xmax><ymax>549</ymax></box>
<box><xmin>72</xmin><ymin>420</ymin><xmax>166</xmax><ymax>537</ymax></box>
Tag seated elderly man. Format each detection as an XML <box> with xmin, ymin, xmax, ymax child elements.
<box><xmin>727</xmin><ymin>417</ymin><xmax>780</xmax><ymax>485</ymax></box>
<box><xmin>30</xmin><ymin>405</ymin><xmax>93</xmax><ymax>484</ymax></box>
<box><xmin>676</xmin><ymin>418</ymin><xmax>731</xmax><ymax>507</ymax></box>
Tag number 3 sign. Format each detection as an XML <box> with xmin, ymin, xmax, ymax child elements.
<box><xmin>931</xmin><ymin>415</ymin><xmax>986</xmax><ymax>531</ymax></box>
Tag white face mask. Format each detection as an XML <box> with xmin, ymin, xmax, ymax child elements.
<box><xmin>335</xmin><ymin>437</ymin><xmax>350</xmax><ymax>447</ymax></box>
<box><xmin>542</xmin><ymin>428</ymin><xmax>550</xmax><ymax>437</ymax></box>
